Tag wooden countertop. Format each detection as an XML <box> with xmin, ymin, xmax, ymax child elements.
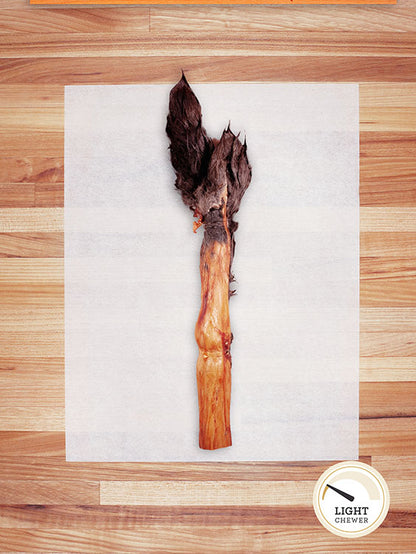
<box><xmin>0</xmin><ymin>0</ymin><xmax>415</xmax><ymax>551</ymax></box>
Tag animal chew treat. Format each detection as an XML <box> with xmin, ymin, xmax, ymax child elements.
<box><xmin>166</xmin><ymin>74</ymin><xmax>252</xmax><ymax>450</ymax></box>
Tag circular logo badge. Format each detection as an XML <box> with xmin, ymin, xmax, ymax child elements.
<box><xmin>313</xmin><ymin>461</ymin><xmax>390</xmax><ymax>538</ymax></box>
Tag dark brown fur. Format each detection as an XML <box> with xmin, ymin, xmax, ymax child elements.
<box><xmin>166</xmin><ymin>74</ymin><xmax>252</xmax><ymax>284</ymax></box>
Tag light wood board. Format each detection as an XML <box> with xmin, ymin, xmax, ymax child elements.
<box><xmin>29</xmin><ymin>1</ymin><xmax>398</xmax><ymax>6</ymax></box>
<box><xmin>0</xmin><ymin>0</ymin><xmax>415</xmax><ymax>552</ymax></box>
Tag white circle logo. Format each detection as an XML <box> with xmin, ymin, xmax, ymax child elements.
<box><xmin>313</xmin><ymin>461</ymin><xmax>390</xmax><ymax>538</ymax></box>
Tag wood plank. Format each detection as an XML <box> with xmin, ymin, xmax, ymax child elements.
<box><xmin>1</xmin><ymin>207</ymin><xmax>416</xmax><ymax>233</ymax></box>
<box><xmin>25</xmin><ymin>82</ymin><xmax>404</xmax><ymax>107</ymax></box>
<box><xmin>0</xmin><ymin>233</ymin><xmax>63</xmax><ymax>257</ymax></box>
<box><xmin>3</xmin><ymin>380</ymin><xmax>413</xmax><ymax>415</ymax></box>
<box><xmin>0</xmin><ymin>352</ymin><xmax>412</xmax><ymax>386</ymax></box>
<box><xmin>361</xmin><ymin>257</ymin><xmax>416</xmax><ymax>280</ymax></box>
<box><xmin>361</xmin><ymin>278</ymin><xmax>416</xmax><ymax>308</ymax></box>
<box><xmin>0</xmin><ymin>258</ymin><xmax>62</xmax><ymax>284</ymax></box>
<box><xmin>3</xmin><ymin>309</ymin><xmax>416</xmax><ymax>359</ymax></box>
<box><xmin>0</xmin><ymin>84</ymin><xmax>62</xmax><ymax>107</ymax></box>
<box><xmin>0</xmin><ymin>87</ymin><xmax>63</xmax><ymax>158</ymax></box>
<box><xmin>0</xmin><ymin>8</ymin><xmax>149</xmax><ymax>34</ymax></box>
<box><xmin>0</xmin><ymin>286</ymin><xmax>63</xmax><ymax>307</ymax></box>
<box><xmin>0</xmin><ymin>82</ymin><xmax>378</xmax><ymax>115</ymax></box>
<box><xmin>360</xmin><ymin>86</ymin><xmax>416</xmax><ymax>137</ymax></box>
<box><xmin>360</xmin><ymin>83</ymin><xmax>416</xmax><ymax>108</ymax></box>
<box><xmin>27</xmin><ymin>173</ymin><xmax>414</xmax><ymax>209</ymax></box>
<box><xmin>0</xmin><ymin>184</ymin><xmax>63</xmax><ymax>212</ymax></box>
<box><xmin>360</xmin><ymin>208</ymin><xmax>416</xmax><ymax>232</ymax></box>
<box><xmin>35</xmin><ymin>182</ymin><xmax>63</xmax><ymax>207</ymax></box>
<box><xmin>0</xmin><ymin>255</ymin><xmax>414</xmax><ymax>285</ymax></box>
<box><xmin>99</xmin><ymin>480</ymin><xmax>312</xmax><ymax>506</ymax></box>
<box><xmin>0</xmin><ymin>421</ymin><xmax>414</xmax><ymax>459</ymax></box>
<box><xmin>0</xmin><ymin>374</ymin><xmax>63</xmax><ymax>404</ymax></box>
<box><xmin>3</xmin><ymin>418</ymin><xmax>413</xmax><ymax>458</ymax></box>
<box><xmin>4</xmin><ymin>159</ymin><xmax>416</xmax><ymax>208</ymax></box>
<box><xmin>4</xmin><ymin>304</ymin><xmax>416</xmax><ymax>334</ymax></box>
<box><xmin>361</xmin><ymin>158</ymin><xmax>416</xmax><ymax>196</ymax></box>
<box><xmin>0</xmin><ymin>357</ymin><xmax>63</xmax><ymax>372</ymax></box>
<box><xmin>0</xmin><ymin>184</ymin><xmax>34</xmax><ymax>208</ymax></box>
<box><xmin>361</xmin><ymin>107</ymin><xmax>416</xmax><ymax>132</ymax></box>
<box><xmin>388</xmin><ymin>481</ymin><xmax>416</xmax><ymax>510</ymax></box>
<box><xmin>0</xmin><ymin>208</ymin><xmax>63</xmax><ymax>232</ymax></box>
<box><xmin>11</xmin><ymin>329</ymin><xmax>416</xmax><ymax>358</ymax></box>
<box><xmin>360</xmin><ymin>132</ymin><xmax>416</xmax><ymax>158</ymax></box>
<box><xmin>0</xmin><ymin>407</ymin><xmax>64</xmax><ymax>431</ymax></box>
<box><xmin>0</xmin><ymin>480</ymin><xmax>99</xmax><ymax>505</ymax></box>
<box><xmin>0</xmin><ymin>306</ymin><xmax>63</xmax><ymax>330</ymax></box>
<box><xmin>0</xmin><ymin>157</ymin><xmax>63</xmax><ymax>186</ymax></box>
<box><xmin>360</xmin><ymin>417</ymin><xmax>416</xmax><ymax>455</ymax></box>
<box><xmin>360</xmin><ymin>332</ymin><xmax>416</xmax><ymax>356</ymax></box>
<box><xmin>360</xmin><ymin>308</ymin><xmax>416</xmax><ymax>331</ymax></box>
<box><xmin>383</xmin><ymin>511</ymin><xmax>416</xmax><ymax>528</ymax></box>
<box><xmin>1</xmin><ymin>57</ymin><xmax>416</xmax><ymax>85</ymax></box>
<box><xmin>0</xmin><ymin>359</ymin><xmax>64</xmax><ymax>429</ymax></box>
<box><xmin>11</xmin><ymin>230</ymin><xmax>416</xmax><ymax>260</ymax></box>
<box><xmin>0</xmin><ymin>505</ymin><xmax>314</xmax><ymax>528</ymax></box>
<box><xmin>0</xmin><ymin>432</ymin><xmax>65</xmax><ymax>457</ymax></box>
<box><xmin>0</xmin><ymin>32</ymin><xmax>414</xmax><ymax>58</ymax></box>
<box><xmin>0</xmin><ymin>0</ymin><xmax>36</xmax><ymax>7</ymax></box>
<box><xmin>361</xmin><ymin>186</ymin><xmax>416</xmax><ymax>207</ymax></box>
<box><xmin>361</xmin><ymin>233</ymin><xmax>416</xmax><ymax>257</ymax></box>
<box><xmin>0</xmin><ymin>526</ymin><xmax>413</xmax><ymax>553</ymax></box>
<box><xmin>360</xmin><ymin>383</ymin><xmax>416</xmax><ymax>418</ymax></box>
<box><xmin>372</xmin><ymin>456</ymin><xmax>416</xmax><ymax>480</ymax></box>
<box><xmin>360</xmin><ymin>357</ymin><xmax>416</xmax><ymax>381</ymax></box>
<box><xmin>0</xmin><ymin>106</ymin><xmax>62</xmax><ymax>131</ymax></box>
<box><xmin>0</xmin><ymin>457</ymin><xmax>365</xmax><ymax>482</ymax></box>
<box><xmin>8</xmin><ymin>173</ymin><xmax>416</xmax><ymax>209</ymax></box>
<box><xmin>0</xmin><ymin>132</ymin><xmax>63</xmax><ymax>157</ymax></box>
<box><xmin>102</xmin><ymin>478</ymin><xmax>415</xmax><ymax>510</ymax></box>
<box><xmin>30</xmin><ymin>0</ymin><xmax>399</xmax><ymax>4</ymax></box>
<box><xmin>0</xmin><ymin>129</ymin><xmax>414</xmax><ymax>191</ymax></box>
<box><xmin>150</xmin><ymin>2</ymin><xmax>415</xmax><ymax>33</ymax></box>
<box><xmin>2</xmin><ymin>504</ymin><xmax>409</xmax><ymax>530</ymax></box>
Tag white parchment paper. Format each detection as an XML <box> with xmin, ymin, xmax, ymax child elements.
<box><xmin>65</xmin><ymin>83</ymin><xmax>359</xmax><ymax>461</ymax></box>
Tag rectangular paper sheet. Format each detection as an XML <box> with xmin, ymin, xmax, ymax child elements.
<box><xmin>65</xmin><ymin>83</ymin><xmax>359</xmax><ymax>461</ymax></box>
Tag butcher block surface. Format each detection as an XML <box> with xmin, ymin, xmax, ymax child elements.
<box><xmin>0</xmin><ymin>0</ymin><xmax>415</xmax><ymax>551</ymax></box>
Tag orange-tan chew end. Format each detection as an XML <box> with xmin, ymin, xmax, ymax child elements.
<box><xmin>195</xmin><ymin>239</ymin><xmax>232</xmax><ymax>450</ymax></box>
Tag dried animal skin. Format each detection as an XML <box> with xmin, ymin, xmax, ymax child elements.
<box><xmin>166</xmin><ymin>74</ymin><xmax>251</xmax><ymax>450</ymax></box>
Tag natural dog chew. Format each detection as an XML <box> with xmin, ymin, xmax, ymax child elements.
<box><xmin>166</xmin><ymin>75</ymin><xmax>252</xmax><ymax>450</ymax></box>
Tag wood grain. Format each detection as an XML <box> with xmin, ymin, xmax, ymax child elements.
<box><xmin>0</xmin><ymin>233</ymin><xmax>63</xmax><ymax>258</ymax></box>
<box><xmin>2</xmin><ymin>206</ymin><xmax>416</xmax><ymax>232</ymax></box>
<box><xmin>0</xmin><ymin>432</ymin><xmax>65</xmax><ymax>457</ymax></box>
<box><xmin>360</xmin><ymin>357</ymin><xmax>416</xmax><ymax>381</ymax></box>
<box><xmin>100</xmin><ymin>480</ymin><xmax>315</xmax><ymax>506</ymax></box>
<box><xmin>0</xmin><ymin>457</ymin><xmax>369</xmax><ymax>481</ymax></box>
<box><xmin>30</xmin><ymin>0</ymin><xmax>398</xmax><ymax>5</ymax></box>
<box><xmin>0</xmin><ymin>0</ymin><xmax>415</xmax><ymax>552</ymax></box>
<box><xmin>0</xmin><ymin>527</ymin><xmax>415</xmax><ymax>554</ymax></box>
<box><xmin>360</xmin><ymin>418</ymin><xmax>416</xmax><ymax>456</ymax></box>
<box><xmin>1</xmin><ymin>32</ymin><xmax>415</xmax><ymax>58</ymax></box>
<box><xmin>0</xmin><ymin>480</ymin><xmax>99</xmax><ymax>505</ymax></box>
<box><xmin>4</xmin><ymin>503</ymin><xmax>410</xmax><ymax>529</ymax></box>
<box><xmin>0</xmin><ymin>8</ymin><xmax>149</xmax><ymax>34</ymax></box>
<box><xmin>0</xmin><ymin>505</ymin><xmax>324</xmax><ymax>528</ymax></box>
<box><xmin>372</xmin><ymin>456</ymin><xmax>416</xmax><ymax>479</ymax></box>
<box><xmin>0</xmin><ymin>407</ymin><xmax>64</xmax><ymax>431</ymax></box>
<box><xmin>2</xmin><ymin>57</ymin><xmax>416</xmax><ymax>85</ymax></box>
<box><xmin>150</xmin><ymin>2</ymin><xmax>413</xmax><ymax>32</ymax></box>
